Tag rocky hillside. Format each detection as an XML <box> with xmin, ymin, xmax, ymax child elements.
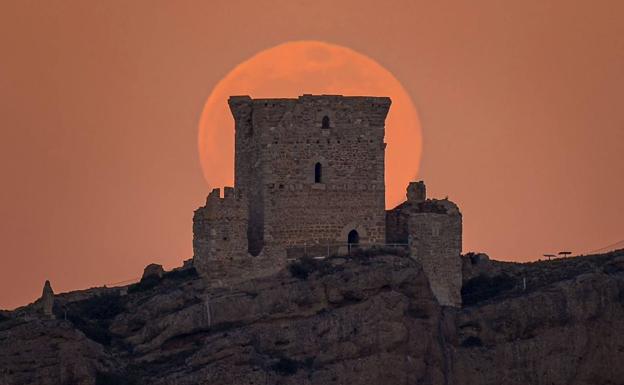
<box><xmin>1</xmin><ymin>250</ymin><xmax>624</xmax><ymax>385</ymax></box>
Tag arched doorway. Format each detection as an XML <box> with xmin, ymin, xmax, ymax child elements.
<box><xmin>348</xmin><ymin>229</ymin><xmax>359</xmax><ymax>254</ymax></box>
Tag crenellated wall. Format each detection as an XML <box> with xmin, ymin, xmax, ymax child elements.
<box><xmin>192</xmin><ymin>187</ymin><xmax>248</xmax><ymax>273</ymax></box>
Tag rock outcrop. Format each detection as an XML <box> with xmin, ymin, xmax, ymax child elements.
<box><xmin>1</xmin><ymin>250</ymin><xmax>623</xmax><ymax>385</ymax></box>
<box><xmin>39</xmin><ymin>280</ymin><xmax>55</xmax><ymax>318</ymax></box>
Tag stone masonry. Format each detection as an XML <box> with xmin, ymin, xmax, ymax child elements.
<box><xmin>193</xmin><ymin>95</ymin><xmax>463</xmax><ymax>306</ymax></box>
<box><xmin>229</xmin><ymin>94</ymin><xmax>388</xmax><ymax>257</ymax></box>
<box><xmin>192</xmin><ymin>187</ymin><xmax>247</xmax><ymax>273</ymax></box>
<box><xmin>387</xmin><ymin>181</ymin><xmax>463</xmax><ymax>306</ymax></box>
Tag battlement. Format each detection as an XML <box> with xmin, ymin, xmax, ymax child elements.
<box><xmin>229</xmin><ymin>94</ymin><xmax>391</xmax><ymax>106</ymax></box>
<box><xmin>204</xmin><ymin>187</ymin><xmax>244</xmax><ymax>211</ymax></box>
<box><xmin>193</xmin><ymin>187</ymin><xmax>248</xmax><ymax>272</ymax></box>
<box><xmin>229</xmin><ymin>94</ymin><xmax>391</xmax><ymax>137</ymax></box>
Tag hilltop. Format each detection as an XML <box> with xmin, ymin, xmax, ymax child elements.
<box><xmin>1</xmin><ymin>250</ymin><xmax>624</xmax><ymax>385</ymax></box>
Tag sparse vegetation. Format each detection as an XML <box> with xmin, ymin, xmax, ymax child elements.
<box><xmin>127</xmin><ymin>275</ymin><xmax>160</xmax><ymax>294</ymax></box>
<box><xmin>271</xmin><ymin>358</ymin><xmax>300</xmax><ymax>376</ymax></box>
<box><xmin>162</xmin><ymin>267</ymin><xmax>198</xmax><ymax>281</ymax></box>
<box><xmin>475</xmin><ymin>250</ymin><xmax>624</xmax><ymax>302</ymax></box>
<box><xmin>288</xmin><ymin>246</ymin><xmax>410</xmax><ymax>280</ymax></box>
<box><xmin>460</xmin><ymin>336</ymin><xmax>483</xmax><ymax>348</ymax></box>
<box><xmin>95</xmin><ymin>371</ymin><xmax>138</xmax><ymax>385</ymax></box>
<box><xmin>461</xmin><ymin>273</ymin><xmax>517</xmax><ymax>306</ymax></box>
<box><xmin>270</xmin><ymin>357</ymin><xmax>315</xmax><ymax>376</ymax></box>
<box><xmin>405</xmin><ymin>305</ymin><xmax>430</xmax><ymax>319</ymax></box>
<box><xmin>61</xmin><ymin>293</ymin><xmax>124</xmax><ymax>346</ymax></box>
<box><xmin>126</xmin><ymin>267</ymin><xmax>198</xmax><ymax>294</ymax></box>
<box><xmin>288</xmin><ymin>256</ymin><xmax>333</xmax><ymax>279</ymax></box>
<box><xmin>347</xmin><ymin>245</ymin><xmax>408</xmax><ymax>259</ymax></box>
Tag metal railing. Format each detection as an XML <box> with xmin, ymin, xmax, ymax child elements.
<box><xmin>286</xmin><ymin>242</ymin><xmax>410</xmax><ymax>259</ymax></box>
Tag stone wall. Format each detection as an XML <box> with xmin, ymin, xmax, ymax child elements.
<box><xmin>409</xmin><ymin>206</ymin><xmax>462</xmax><ymax>306</ymax></box>
<box><xmin>386</xmin><ymin>206</ymin><xmax>410</xmax><ymax>244</ymax></box>
<box><xmin>192</xmin><ymin>187</ymin><xmax>248</xmax><ymax>273</ymax></box>
<box><xmin>196</xmin><ymin>96</ymin><xmax>463</xmax><ymax>305</ymax></box>
<box><xmin>387</xmin><ymin>181</ymin><xmax>463</xmax><ymax>306</ymax></box>
<box><xmin>229</xmin><ymin>95</ymin><xmax>389</xmax><ymax>257</ymax></box>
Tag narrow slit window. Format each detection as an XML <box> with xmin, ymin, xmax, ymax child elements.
<box><xmin>314</xmin><ymin>162</ymin><xmax>322</xmax><ymax>183</ymax></box>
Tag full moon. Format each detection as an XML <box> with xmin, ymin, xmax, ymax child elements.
<box><xmin>198</xmin><ymin>40</ymin><xmax>422</xmax><ymax>208</ymax></box>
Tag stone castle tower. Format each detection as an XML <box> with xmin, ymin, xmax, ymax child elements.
<box><xmin>230</xmin><ymin>94</ymin><xmax>388</xmax><ymax>256</ymax></box>
<box><xmin>193</xmin><ymin>94</ymin><xmax>463</xmax><ymax>306</ymax></box>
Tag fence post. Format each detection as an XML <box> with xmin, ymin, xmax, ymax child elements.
<box><xmin>523</xmin><ymin>277</ymin><xmax>526</xmax><ymax>291</ymax></box>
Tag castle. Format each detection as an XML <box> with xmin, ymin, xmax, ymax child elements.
<box><xmin>193</xmin><ymin>95</ymin><xmax>462</xmax><ymax>306</ymax></box>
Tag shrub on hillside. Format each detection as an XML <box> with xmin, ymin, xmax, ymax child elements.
<box><xmin>461</xmin><ymin>273</ymin><xmax>517</xmax><ymax>306</ymax></box>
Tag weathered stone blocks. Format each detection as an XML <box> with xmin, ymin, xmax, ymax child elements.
<box><xmin>192</xmin><ymin>187</ymin><xmax>248</xmax><ymax>274</ymax></box>
<box><xmin>229</xmin><ymin>95</ymin><xmax>390</xmax><ymax>257</ymax></box>
<box><xmin>193</xmin><ymin>95</ymin><xmax>463</xmax><ymax>307</ymax></box>
<box><xmin>387</xmin><ymin>182</ymin><xmax>463</xmax><ymax>306</ymax></box>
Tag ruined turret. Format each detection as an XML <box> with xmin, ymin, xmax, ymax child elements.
<box><xmin>407</xmin><ymin>181</ymin><xmax>426</xmax><ymax>204</ymax></box>
<box><xmin>193</xmin><ymin>187</ymin><xmax>248</xmax><ymax>273</ymax></box>
<box><xmin>386</xmin><ymin>181</ymin><xmax>463</xmax><ymax>306</ymax></box>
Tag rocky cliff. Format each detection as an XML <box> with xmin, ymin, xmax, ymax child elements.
<box><xmin>1</xmin><ymin>250</ymin><xmax>624</xmax><ymax>385</ymax></box>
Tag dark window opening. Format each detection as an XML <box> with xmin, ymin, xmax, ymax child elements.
<box><xmin>348</xmin><ymin>229</ymin><xmax>359</xmax><ymax>254</ymax></box>
<box><xmin>314</xmin><ymin>162</ymin><xmax>322</xmax><ymax>183</ymax></box>
<box><xmin>322</xmin><ymin>115</ymin><xmax>330</xmax><ymax>128</ymax></box>
<box><xmin>348</xmin><ymin>230</ymin><xmax>359</xmax><ymax>245</ymax></box>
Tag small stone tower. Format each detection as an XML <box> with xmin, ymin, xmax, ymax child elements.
<box><xmin>387</xmin><ymin>181</ymin><xmax>463</xmax><ymax>306</ymax></box>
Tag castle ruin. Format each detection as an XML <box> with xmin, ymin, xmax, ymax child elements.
<box><xmin>193</xmin><ymin>95</ymin><xmax>463</xmax><ymax>306</ymax></box>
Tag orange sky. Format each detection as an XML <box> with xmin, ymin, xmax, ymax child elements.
<box><xmin>1</xmin><ymin>0</ymin><xmax>623</xmax><ymax>309</ymax></box>
<box><xmin>197</xmin><ymin>40</ymin><xmax>423</xmax><ymax>208</ymax></box>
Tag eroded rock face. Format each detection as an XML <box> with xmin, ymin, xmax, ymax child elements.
<box><xmin>114</xmin><ymin>255</ymin><xmax>447</xmax><ymax>384</ymax></box>
<box><xmin>451</xmin><ymin>252</ymin><xmax>624</xmax><ymax>385</ymax></box>
<box><xmin>450</xmin><ymin>272</ymin><xmax>624</xmax><ymax>385</ymax></box>
<box><xmin>1</xmin><ymin>252</ymin><xmax>623</xmax><ymax>385</ymax></box>
<box><xmin>0</xmin><ymin>318</ymin><xmax>116</xmax><ymax>385</ymax></box>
